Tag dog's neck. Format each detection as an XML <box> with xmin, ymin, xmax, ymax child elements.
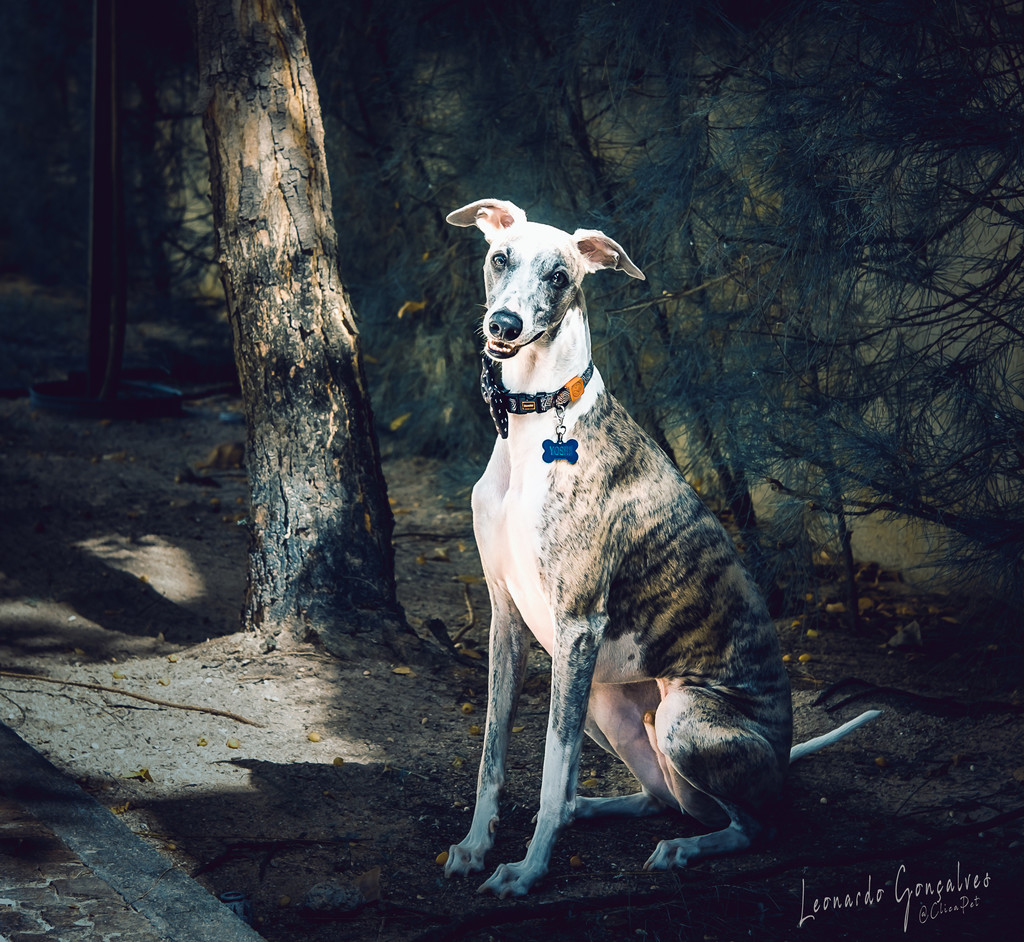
<box><xmin>497</xmin><ymin>304</ymin><xmax>593</xmax><ymax>396</ymax></box>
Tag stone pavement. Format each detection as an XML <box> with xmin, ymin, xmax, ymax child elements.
<box><xmin>0</xmin><ymin>722</ymin><xmax>264</xmax><ymax>942</ymax></box>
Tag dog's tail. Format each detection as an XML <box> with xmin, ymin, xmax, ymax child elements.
<box><xmin>789</xmin><ymin>710</ymin><xmax>882</xmax><ymax>763</ymax></box>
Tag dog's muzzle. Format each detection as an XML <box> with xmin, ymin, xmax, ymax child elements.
<box><xmin>486</xmin><ymin>309</ymin><xmax>523</xmax><ymax>359</ymax></box>
<box><xmin>485</xmin><ymin>310</ymin><xmax>544</xmax><ymax>359</ymax></box>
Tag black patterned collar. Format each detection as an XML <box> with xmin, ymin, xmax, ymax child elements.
<box><xmin>480</xmin><ymin>356</ymin><xmax>595</xmax><ymax>439</ymax></box>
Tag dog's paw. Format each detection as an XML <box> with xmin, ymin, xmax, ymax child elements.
<box><xmin>644</xmin><ymin>838</ymin><xmax>693</xmax><ymax>871</ymax></box>
<box><xmin>478</xmin><ymin>860</ymin><xmax>543</xmax><ymax>898</ymax></box>
<box><xmin>444</xmin><ymin>841</ymin><xmax>488</xmax><ymax>878</ymax></box>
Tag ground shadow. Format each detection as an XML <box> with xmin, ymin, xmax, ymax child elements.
<box><xmin>130</xmin><ymin>748</ymin><xmax>1016</xmax><ymax>942</ymax></box>
<box><xmin>0</xmin><ymin>402</ymin><xmax>247</xmax><ymax>656</ymax></box>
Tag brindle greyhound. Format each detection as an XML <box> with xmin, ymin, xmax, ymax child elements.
<box><xmin>443</xmin><ymin>198</ymin><xmax>879</xmax><ymax>898</ymax></box>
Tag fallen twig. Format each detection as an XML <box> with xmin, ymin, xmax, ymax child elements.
<box><xmin>0</xmin><ymin>670</ymin><xmax>265</xmax><ymax>727</ymax></box>
<box><xmin>418</xmin><ymin>618</ymin><xmax>484</xmax><ymax>668</ymax></box>
<box><xmin>814</xmin><ymin>676</ymin><xmax>1024</xmax><ymax>717</ymax></box>
<box><xmin>192</xmin><ymin>834</ymin><xmax>367</xmax><ymax>877</ymax></box>
<box><xmin>451</xmin><ymin>583</ymin><xmax>476</xmax><ymax>642</ymax></box>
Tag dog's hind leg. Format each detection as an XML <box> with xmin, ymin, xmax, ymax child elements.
<box><xmin>645</xmin><ymin>796</ymin><xmax>761</xmax><ymax>870</ymax></box>
<box><xmin>576</xmin><ymin>681</ymin><xmax>674</xmax><ymax>820</ymax></box>
<box><xmin>642</xmin><ymin>682</ymin><xmax>789</xmax><ymax>871</ymax></box>
<box><xmin>576</xmin><ymin>790</ymin><xmax>667</xmax><ymax>819</ymax></box>
<box><xmin>445</xmin><ymin>586</ymin><xmax>530</xmax><ymax>878</ymax></box>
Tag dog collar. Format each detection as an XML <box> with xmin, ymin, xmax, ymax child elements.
<box><xmin>480</xmin><ymin>357</ymin><xmax>594</xmax><ymax>440</ymax></box>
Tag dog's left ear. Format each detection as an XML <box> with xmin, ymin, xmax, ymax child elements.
<box><xmin>573</xmin><ymin>230</ymin><xmax>646</xmax><ymax>280</ymax></box>
<box><xmin>447</xmin><ymin>199</ymin><xmax>527</xmax><ymax>242</ymax></box>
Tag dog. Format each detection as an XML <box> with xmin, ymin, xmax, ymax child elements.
<box><xmin>443</xmin><ymin>198</ymin><xmax>879</xmax><ymax>898</ymax></box>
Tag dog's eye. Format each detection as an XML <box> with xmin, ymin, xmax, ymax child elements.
<box><xmin>550</xmin><ymin>270</ymin><xmax>569</xmax><ymax>289</ymax></box>
<box><xmin>491</xmin><ymin>253</ymin><xmax>508</xmax><ymax>271</ymax></box>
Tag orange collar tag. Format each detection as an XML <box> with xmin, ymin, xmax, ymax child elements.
<box><xmin>565</xmin><ymin>376</ymin><xmax>586</xmax><ymax>402</ymax></box>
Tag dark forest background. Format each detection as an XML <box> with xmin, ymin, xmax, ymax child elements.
<box><xmin>2</xmin><ymin>0</ymin><xmax>1022</xmax><ymax>639</ymax></box>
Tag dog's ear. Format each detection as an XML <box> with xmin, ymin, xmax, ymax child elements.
<box><xmin>572</xmin><ymin>230</ymin><xmax>646</xmax><ymax>280</ymax></box>
<box><xmin>446</xmin><ymin>200</ymin><xmax>527</xmax><ymax>242</ymax></box>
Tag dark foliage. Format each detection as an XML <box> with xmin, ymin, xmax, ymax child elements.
<box><xmin>303</xmin><ymin>0</ymin><xmax>1024</xmax><ymax>622</ymax></box>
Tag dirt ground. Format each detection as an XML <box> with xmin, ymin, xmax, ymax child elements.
<box><xmin>1</xmin><ymin>341</ymin><xmax>1022</xmax><ymax>940</ymax></box>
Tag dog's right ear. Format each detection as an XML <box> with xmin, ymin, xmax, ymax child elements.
<box><xmin>446</xmin><ymin>199</ymin><xmax>527</xmax><ymax>242</ymax></box>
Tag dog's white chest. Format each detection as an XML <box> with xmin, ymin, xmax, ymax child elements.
<box><xmin>474</xmin><ymin>450</ymin><xmax>558</xmax><ymax>654</ymax></box>
<box><xmin>494</xmin><ymin>491</ymin><xmax>558</xmax><ymax>654</ymax></box>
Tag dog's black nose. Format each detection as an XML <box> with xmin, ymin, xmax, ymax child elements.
<box><xmin>487</xmin><ymin>310</ymin><xmax>523</xmax><ymax>343</ymax></box>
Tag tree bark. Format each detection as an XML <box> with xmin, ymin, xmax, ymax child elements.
<box><xmin>194</xmin><ymin>0</ymin><xmax>406</xmax><ymax>655</ymax></box>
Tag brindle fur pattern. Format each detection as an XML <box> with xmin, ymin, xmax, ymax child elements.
<box><xmin>442</xmin><ymin>199</ymin><xmax>872</xmax><ymax>898</ymax></box>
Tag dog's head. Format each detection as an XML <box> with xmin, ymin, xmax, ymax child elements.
<box><xmin>447</xmin><ymin>199</ymin><xmax>645</xmax><ymax>360</ymax></box>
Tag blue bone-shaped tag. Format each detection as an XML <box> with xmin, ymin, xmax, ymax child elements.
<box><xmin>542</xmin><ymin>438</ymin><xmax>579</xmax><ymax>464</ymax></box>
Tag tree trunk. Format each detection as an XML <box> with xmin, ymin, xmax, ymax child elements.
<box><xmin>194</xmin><ymin>0</ymin><xmax>407</xmax><ymax>655</ymax></box>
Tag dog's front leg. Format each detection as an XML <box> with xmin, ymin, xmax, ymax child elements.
<box><xmin>445</xmin><ymin>586</ymin><xmax>529</xmax><ymax>878</ymax></box>
<box><xmin>479</xmin><ymin>618</ymin><xmax>602</xmax><ymax>897</ymax></box>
